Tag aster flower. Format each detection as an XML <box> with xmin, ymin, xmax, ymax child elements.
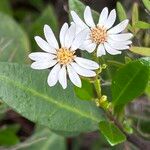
<box><xmin>29</xmin><ymin>23</ymin><xmax>99</xmax><ymax>89</ymax></box>
<box><xmin>71</xmin><ymin>6</ymin><xmax>133</xmax><ymax>57</ymax></box>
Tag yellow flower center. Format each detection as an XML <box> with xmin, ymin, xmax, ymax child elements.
<box><xmin>56</xmin><ymin>48</ymin><xmax>75</xmax><ymax>65</ymax></box>
<box><xmin>90</xmin><ymin>26</ymin><xmax>108</xmax><ymax>44</ymax></box>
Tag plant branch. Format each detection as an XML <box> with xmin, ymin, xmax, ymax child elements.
<box><xmin>107</xmin><ymin>112</ymin><xmax>150</xmax><ymax>150</ymax></box>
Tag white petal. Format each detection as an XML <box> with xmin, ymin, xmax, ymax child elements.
<box><xmin>75</xmin><ymin>57</ymin><xmax>99</xmax><ymax>70</ymax></box>
<box><xmin>84</xmin><ymin>6</ymin><xmax>95</xmax><ymax>27</ymax></box>
<box><xmin>109</xmin><ymin>43</ymin><xmax>129</xmax><ymax>50</ymax></box>
<box><xmin>97</xmin><ymin>44</ymin><xmax>106</xmax><ymax>57</ymax></box>
<box><xmin>67</xmin><ymin>64</ymin><xmax>81</xmax><ymax>88</ymax></box>
<box><xmin>44</xmin><ymin>24</ymin><xmax>59</xmax><ymax>49</ymax></box>
<box><xmin>84</xmin><ymin>42</ymin><xmax>97</xmax><ymax>53</ymax></box>
<box><xmin>71</xmin><ymin>29</ymin><xmax>89</xmax><ymax>50</ymax></box>
<box><xmin>107</xmin><ymin>39</ymin><xmax>130</xmax><ymax>50</ymax></box>
<box><xmin>64</xmin><ymin>23</ymin><xmax>76</xmax><ymax>48</ymax></box>
<box><xmin>108</xmin><ymin>38</ymin><xmax>132</xmax><ymax>45</ymax></box>
<box><xmin>59</xmin><ymin>23</ymin><xmax>69</xmax><ymax>47</ymax></box>
<box><xmin>47</xmin><ymin>63</ymin><xmax>61</xmax><ymax>87</ymax></box>
<box><xmin>34</xmin><ymin>36</ymin><xmax>56</xmax><ymax>53</ymax></box>
<box><xmin>109</xmin><ymin>33</ymin><xmax>133</xmax><ymax>41</ymax></box>
<box><xmin>71</xmin><ymin>11</ymin><xmax>88</xmax><ymax>29</ymax></box>
<box><xmin>108</xmin><ymin>19</ymin><xmax>129</xmax><ymax>34</ymax></box>
<box><xmin>71</xmin><ymin>62</ymin><xmax>96</xmax><ymax>77</ymax></box>
<box><xmin>29</xmin><ymin>52</ymin><xmax>56</xmax><ymax>61</ymax></box>
<box><xmin>80</xmin><ymin>39</ymin><xmax>92</xmax><ymax>50</ymax></box>
<box><xmin>104</xmin><ymin>42</ymin><xmax>121</xmax><ymax>55</ymax></box>
<box><xmin>98</xmin><ymin>7</ymin><xmax>108</xmax><ymax>26</ymax></box>
<box><xmin>105</xmin><ymin>9</ymin><xmax>116</xmax><ymax>29</ymax></box>
<box><xmin>58</xmin><ymin>65</ymin><xmax>67</xmax><ymax>89</ymax></box>
<box><xmin>31</xmin><ymin>60</ymin><xmax>57</xmax><ymax>70</ymax></box>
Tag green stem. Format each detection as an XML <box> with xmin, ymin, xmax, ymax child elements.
<box><xmin>94</xmin><ymin>77</ymin><xmax>101</xmax><ymax>98</ymax></box>
<box><xmin>92</xmin><ymin>52</ymin><xmax>102</xmax><ymax>99</ymax></box>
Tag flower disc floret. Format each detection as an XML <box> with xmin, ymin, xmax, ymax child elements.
<box><xmin>57</xmin><ymin>48</ymin><xmax>75</xmax><ymax>65</ymax></box>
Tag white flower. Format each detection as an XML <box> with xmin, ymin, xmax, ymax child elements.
<box><xmin>29</xmin><ymin>23</ymin><xmax>99</xmax><ymax>89</ymax></box>
<box><xmin>71</xmin><ymin>6</ymin><xmax>133</xmax><ymax>57</ymax></box>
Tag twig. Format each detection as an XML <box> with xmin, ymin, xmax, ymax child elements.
<box><xmin>107</xmin><ymin>112</ymin><xmax>150</xmax><ymax>150</ymax></box>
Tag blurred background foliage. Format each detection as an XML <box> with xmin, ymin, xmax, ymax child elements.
<box><xmin>0</xmin><ymin>0</ymin><xmax>149</xmax><ymax>149</ymax></box>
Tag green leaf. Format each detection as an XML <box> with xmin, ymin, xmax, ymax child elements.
<box><xmin>142</xmin><ymin>0</ymin><xmax>150</xmax><ymax>11</ymax></box>
<box><xmin>0</xmin><ymin>125</ymin><xmax>20</xmax><ymax>146</ymax></box>
<box><xmin>30</xmin><ymin>6</ymin><xmax>58</xmax><ymax>51</ymax></box>
<box><xmin>0</xmin><ymin>13</ymin><xmax>30</xmax><ymax>63</ymax></box>
<box><xmin>0</xmin><ymin>63</ymin><xmax>104</xmax><ymax>134</ymax></box>
<box><xmin>74</xmin><ymin>79</ymin><xmax>95</xmax><ymax>101</ymax></box>
<box><xmin>134</xmin><ymin>21</ymin><xmax>150</xmax><ymax>29</ymax></box>
<box><xmin>132</xmin><ymin>3</ymin><xmax>139</xmax><ymax>26</ymax></box>
<box><xmin>116</xmin><ymin>2</ymin><xmax>127</xmax><ymax>21</ymax></box>
<box><xmin>99</xmin><ymin>121</ymin><xmax>126</xmax><ymax>146</ymax></box>
<box><xmin>20</xmin><ymin>127</ymin><xmax>66</xmax><ymax>150</ymax></box>
<box><xmin>112</xmin><ymin>60</ymin><xmax>149</xmax><ymax>112</ymax></box>
<box><xmin>116</xmin><ymin>2</ymin><xmax>133</xmax><ymax>32</ymax></box>
<box><xmin>69</xmin><ymin>0</ymin><xmax>99</xmax><ymax>21</ymax></box>
<box><xmin>140</xmin><ymin>57</ymin><xmax>150</xmax><ymax>97</ymax></box>
<box><xmin>69</xmin><ymin>0</ymin><xmax>85</xmax><ymax>18</ymax></box>
<box><xmin>0</xmin><ymin>0</ymin><xmax>12</xmax><ymax>15</ymax></box>
<box><xmin>130</xmin><ymin>46</ymin><xmax>150</xmax><ymax>56</ymax></box>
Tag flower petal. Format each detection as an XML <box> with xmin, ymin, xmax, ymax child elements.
<box><xmin>59</xmin><ymin>23</ymin><xmax>69</xmax><ymax>47</ymax></box>
<box><xmin>34</xmin><ymin>36</ymin><xmax>56</xmax><ymax>53</ymax></box>
<box><xmin>98</xmin><ymin>7</ymin><xmax>108</xmax><ymax>26</ymax></box>
<box><xmin>71</xmin><ymin>29</ymin><xmax>89</xmax><ymax>50</ymax></box>
<box><xmin>44</xmin><ymin>24</ymin><xmax>59</xmax><ymax>49</ymax></box>
<box><xmin>64</xmin><ymin>23</ymin><xmax>76</xmax><ymax>48</ymax></box>
<box><xmin>109</xmin><ymin>33</ymin><xmax>133</xmax><ymax>41</ymax></box>
<box><xmin>84</xmin><ymin>6</ymin><xmax>95</xmax><ymax>27</ymax></box>
<box><xmin>31</xmin><ymin>60</ymin><xmax>57</xmax><ymax>70</ymax></box>
<box><xmin>75</xmin><ymin>57</ymin><xmax>99</xmax><ymax>70</ymax></box>
<box><xmin>105</xmin><ymin>9</ymin><xmax>116</xmax><ymax>29</ymax></box>
<box><xmin>108</xmin><ymin>19</ymin><xmax>129</xmax><ymax>34</ymax></box>
<box><xmin>71</xmin><ymin>11</ymin><xmax>88</xmax><ymax>29</ymax></box>
<box><xmin>84</xmin><ymin>42</ymin><xmax>97</xmax><ymax>53</ymax></box>
<box><xmin>107</xmin><ymin>39</ymin><xmax>130</xmax><ymax>50</ymax></box>
<box><xmin>47</xmin><ymin>63</ymin><xmax>61</xmax><ymax>87</ymax></box>
<box><xmin>29</xmin><ymin>52</ymin><xmax>56</xmax><ymax>61</ymax></box>
<box><xmin>67</xmin><ymin>64</ymin><xmax>81</xmax><ymax>88</ymax></box>
<box><xmin>58</xmin><ymin>65</ymin><xmax>67</xmax><ymax>89</ymax></box>
<box><xmin>71</xmin><ymin>62</ymin><xmax>96</xmax><ymax>77</ymax></box>
<box><xmin>97</xmin><ymin>44</ymin><xmax>106</xmax><ymax>57</ymax></box>
<box><xmin>104</xmin><ymin>42</ymin><xmax>121</xmax><ymax>55</ymax></box>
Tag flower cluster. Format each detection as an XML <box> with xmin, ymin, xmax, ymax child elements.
<box><xmin>29</xmin><ymin>6</ymin><xmax>132</xmax><ymax>89</ymax></box>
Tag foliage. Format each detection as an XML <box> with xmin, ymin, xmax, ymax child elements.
<box><xmin>0</xmin><ymin>0</ymin><xmax>149</xmax><ymax>149</ymax></box>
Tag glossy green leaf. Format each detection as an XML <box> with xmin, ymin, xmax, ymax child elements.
<box><xmin>30</xmin><ymin>5</ymin><xmax>58</xmax><ymax>51</ymax></box>
<box><xmin>99</xmin><ymin>121</ymin><xmax>126</xmax><ymax>146</ymax></box>
<box><xmin>142</xmin><ymin>0</ymin><xmax>150</xmax><ymax>11</ymax></box>
<box><xmin>134</xmin><ymin>21</ymin><xmax>150</xmax><ymax>29</ymax></box>
<box><xmin>69</xmin><ymin>0</ymin><xmax>99</xmax><ymax>21</ymax></box>
<box><xmin>112</xmin><ymin>60</ymin><xmax>149</xmax><ymax>112</ymax></box>
<box><xmin>130</xmin><ymin>46</ymin><xmax>150</xmax><ymax>56</ymax></box>
<box><xmin>20</xmin><ymin>127</ymin><xmax>66</xmax><ymax>150</ymax></box>
<box><xmin>140</xmin><ymin>57</ymin><xmax>150</xmax><ymax>97</ymax></box>
<box><xmin>74</xmin><ymin>79</ymin><xmax>95</xmax><ymax>101</ymax></box>
<box><xmin>0</xmin><ymin>13</ymin><xmax>30</xmax><ymax>63</ymax></box>
<box><xmin>0</xmin><ymin>63</ymin><xmax>104</xmax><ymax>134</ymax></box>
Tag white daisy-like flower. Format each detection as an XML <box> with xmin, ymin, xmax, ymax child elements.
<box><xmin>71</xmin><ymin>6</ymin><xmax>133</xmax><ymax>57</ymax></box>
<box><xmin>29</xmin><ymin>23</ymin><xmax>99</xmax><ymax>89</ymax></box>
